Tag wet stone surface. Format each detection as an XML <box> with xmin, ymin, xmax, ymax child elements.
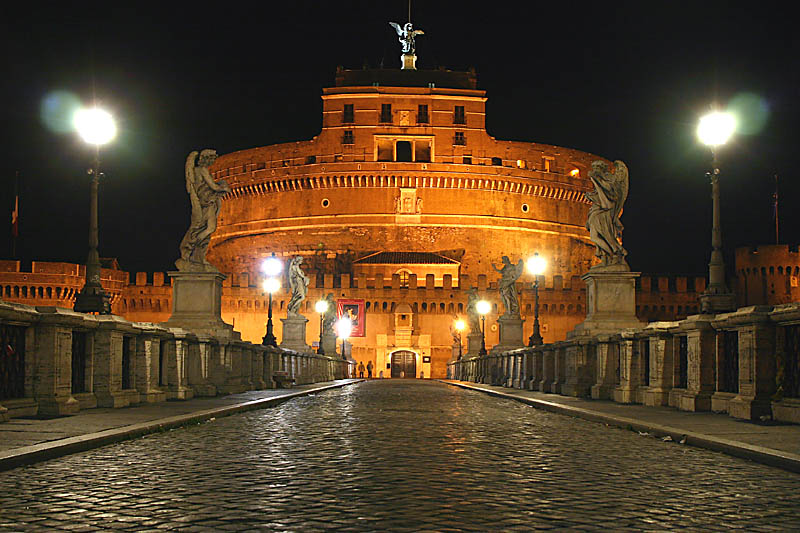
<box><xmin>1</xmin><ymin>380</ymin><xmax>799</xmax><ymax>531</ymax></box>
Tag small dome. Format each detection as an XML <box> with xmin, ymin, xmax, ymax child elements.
<box><xmin>395</xmin><ymin>303</ymin><xmax>413</xmax><ymax>314</ymax></box>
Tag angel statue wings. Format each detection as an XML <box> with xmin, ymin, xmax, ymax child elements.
<box><xmin>176</xmin><ymin>149</ymin><xmax>231</xmax><ymax>272</ymax></box>
<box><xmin>493</xmin><ymin>256</ymin><xmax>524</xmax><ymax>318</ymax></box>
<box><xmin>389</xmin><ymin>21</ymin><xmax>424</xmax><ymax>54</ymax></box>
<box><xmin>585</xmin><ymin>160</ymin><xmax>629</xmax><ymax>269</ymax></box>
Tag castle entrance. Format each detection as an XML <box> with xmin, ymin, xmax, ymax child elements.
<box><xmin>390</xmin><ymin>350</ymin><xmax>416</xmax><ymax>378</ymax></box>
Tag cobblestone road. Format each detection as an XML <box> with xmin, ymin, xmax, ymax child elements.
<box><xmin>1</xmin><ymin>380</ymin><xmax>799</xmax><ymax>531</ymax></box>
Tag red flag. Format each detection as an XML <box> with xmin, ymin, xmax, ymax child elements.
<box><xmin>11</xmin><ymin>194</ymin><xmax>18</xmax><ymax>238</ymax></box>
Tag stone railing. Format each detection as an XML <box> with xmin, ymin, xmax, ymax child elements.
<box><xmin>0</xmin><ymin>301</ymin><xmax>354</xmax><ymax>422</ymax></box>
<box><xmin>448</xmin><ymin>303</ymin><xmax>800</xmax><ymax>425</ymax></box>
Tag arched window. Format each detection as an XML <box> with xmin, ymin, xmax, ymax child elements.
<box><xmin>397</xmin><ymin>269</ymin><xmax>411</xmax><ymax>288</ymax></box>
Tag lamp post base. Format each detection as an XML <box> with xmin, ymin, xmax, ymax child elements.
<box><xmin>699</xmin><ymin>290</ymin><xmax>737</xmax><ymax>314</ymax></box>
<box><xmin>73</xmin><ymin>284</ymin><xmax>111</xmax><ymax>314</ymax></box>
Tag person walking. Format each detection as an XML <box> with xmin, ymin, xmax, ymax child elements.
<box><xmin>366</xmin><ymin>360</ymin><xmax>373</xmax><ymax>379</ymax></box>
<box><xmin>358</xmin><ymin>361</ymin><xmax>365</xmax><ymax>378</ymax></box>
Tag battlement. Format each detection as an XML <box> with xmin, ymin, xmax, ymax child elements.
<box><xmin>736</xmin><ymin>245</ymin><xmax>800</xmax><ymax>275</ymax></box>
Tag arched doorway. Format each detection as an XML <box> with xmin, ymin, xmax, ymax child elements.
<box><xmin>390</xmin><ymin>350</ymin><xmax>416</xmax><ymax>378</ymax></box>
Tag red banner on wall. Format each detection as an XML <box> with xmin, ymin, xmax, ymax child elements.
<box><xmin>336</xmin><ymin>299</ymin><xmax>365</xmax><ymax>337</ymax></box>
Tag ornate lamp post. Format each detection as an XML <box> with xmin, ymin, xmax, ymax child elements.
<box><xmin>261</xmin><ymin>253</ymin><xmax>283</xmax><ymax>346</ymax></box>
<box><xmin>527</xmin><ymin>252</ymin><xmax>547</xmax><ymax>346</ymax></box>
<box><xmin>73</xmin><ymin>107</ymin><xmax>116</xmax><ymax>314</ymax></box>
<box><xmin>697</xmin><ymin>111</ymin><xmax>737</xmax><ymax>314</ymax></box>
<box><xmin>315</xmin><ymin>299</ymin><xmax>329</xmax><ymax>355</ymax></box>
<box><xmin>454</xmin><ymin>318</ymin><xmax>465</xmax><ymax>360</ymax></box>
<box><xmin>476</xmin><ymin>300</ymin><xmax>491</xmax><ymax>356</ymax></box>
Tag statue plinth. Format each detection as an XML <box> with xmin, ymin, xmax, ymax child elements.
<box><xmin>466</xmin><ymin>331</ymin><xmax>483</xmax><ymax>358</ymax></box>
<box><xmin>401</xmin><ymin>53</ymin><xmax>417</xmax><ymax>70</ymax></box>
<box><xmin>569</xmin><ymin>267</ymin><xmax>643</xmax><ymax>338</ymax></box>
<box><xmin>164</xmin><ymin>271</ymin><xmax>238</xmax><ymax>340</ymax></box>
<box><xmin>490</xmin><ymin>316</ymin><xmax>525</xmax><ymax>354</ymax></box>
<box><xmin>280</xmin><ymin>314</ymin><xmax>312</xmax><ymax>354</ymax></box>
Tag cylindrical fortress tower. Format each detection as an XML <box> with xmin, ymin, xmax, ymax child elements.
<box><xmin>208</xmin><ymin>67</ymin><xmax>606</xmax><ymax>280</ymax></box>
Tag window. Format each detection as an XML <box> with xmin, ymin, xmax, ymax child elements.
<box><xmin>454</xmin><ymin>105</ymin><xmax>465</xmax><ymax>124</ymax></box>
<box><xmin>462</xmin><ymin>155</ymin><xmax>472</xmax><ymax>164</ymax></box>
<box><xmin>305</xmin><ymin>155</ymin><xmax>316</xmax><ymax>164</ymax></box>
<box><xmin>343</xmin><ymin>104</ymin><xmax>354</xmax><ymax>123</ymax></box>
<box><xmin>375</xmin><ymin>137</ymin><xmax>433</xmax><ymax>162</ymax></box>
<box><xmin>342</xmin><ymin>130</ymin><xmax>354</xmax><ymax>144</ymax></box>
<box><xmin>418</xmin><ymin>104</ymin><xmax>429</xmax><ymax>124</ymax></box>
<box><xmin>454</xmin><ymin>132</ymin><xmax>466</xmax><ymax>145</ymax></box>
<box><xmin>516</xmin><ymin>159</ymin><xmax>527</xmax><ymax>169</ymax></box>
<box><xmin>381</xmin><ymin>104</ymin><xmax>392</xmax><ymax>123</ymax></box>
<box><xmin>491</xmin><ymin>157</ymin><xmax>503</xmax><ymax>166</ymax></box>
<box><xmin>398</xmin><ymin>270</ymin><xmax>410</xmax><ymax>288</ymax></box>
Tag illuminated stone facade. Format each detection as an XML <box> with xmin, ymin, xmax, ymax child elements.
<box><xmin>4</xmin><ymin>67</ymin><xmax>776</xmax><ymax>379</ymax></box>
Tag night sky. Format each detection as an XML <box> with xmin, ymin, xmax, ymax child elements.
<box><xmin>1</xmin><ymin>2</ymin><xmax>797</xmax><ymax>278</ymax></box>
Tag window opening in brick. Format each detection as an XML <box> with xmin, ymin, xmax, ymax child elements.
<box><xmin>454</xmin><ymin>132</ymin><xmax>466</xmax><ymax>146</ymax></box>
<box><xmin>343</xmin><ymin>104</ymin><xmax>354</xmax><ymax>123</ymax></box>
<box><xmin>463</xmin><ymin>156</ymin><xmax>472</xmax><ymax>164</ymax></box>
<box><xmin>491</xmin><ymin>157</ymin><xmax>502</xmax><ymax>166</ymax></box>
<box><xmin>380</xmin><ymin>104</ymin><xmax>392</xmax><ymax>123</ymax></box>
<box><xmin>454</xmin><ymin>105</ymin><xmax>465</xmax><ymax>124</ymax></box>
<box><xmin>342</xmin><ymin>131</ymin><xmax>354</xmax><ymax>145</ymax></box>
<box><xmin>396</xmin><ymin>141</ymin><xmax>412</xmax><ymax>162</ymax></box>
<box><xmin>418</xmin><ymin>104</ymin><xmax>429</xmax><ymax>123</ymax></box>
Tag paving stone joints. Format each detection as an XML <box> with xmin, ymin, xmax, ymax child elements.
<box><xmin>1</xmin><ymin>380</ymin><xmax>799</xmax><ymax>531</ymax></box>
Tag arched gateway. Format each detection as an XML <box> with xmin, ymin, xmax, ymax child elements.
<box><xmin>390</xmin><ymin>350</ymin><xmax>417</xmax><ymax>378</ymax></box>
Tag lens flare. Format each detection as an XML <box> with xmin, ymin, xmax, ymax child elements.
<box><xmin>728</xmin><ymin>92</ymin><xmax>769</xmax><ymax>135</ymax></box>
<box><xmin>40</xmin><ymin>90</ymin><xmax>82</xmax><ymax>133</ymax></box>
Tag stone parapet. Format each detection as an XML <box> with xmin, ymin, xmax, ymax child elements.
<box><xmin>0</xmin><ymin>301</ymin><xmax>349</xmax><ymax>422</ymax></box>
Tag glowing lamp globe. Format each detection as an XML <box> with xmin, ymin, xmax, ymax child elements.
<box><xmin>336</xmin><ymin>317</ymin><xmax>352</xmax><ymax>340</ymax></box>
<box><xmin>527</xmin><ymin>253</ymin><xmax>547</xmax><ymax>276</ymax></box>
<box><xmin>697</xmin><ymin>111</ymin><xmax>736</xmax><ymax>147</ymax></box>
<box><xmin>261</xmin><ymin>256</ymin><xmax>283</xmax><ymax>277</ymax></box>
<box><xmin>315</xmin><ymin>300</ymin><xmax>329</xmax><ymax>314</ymax></box>
<box><xmin>454</xmin><ymin>319</ymin><xmax>465</xmax><ymax>332</ymax></box>
<box><xmin>73</xmin><ymin>108</ymin><xmax>116</xmax><ymax>145</ymax></box>
<box><xmin>476</xmin><ymin>300</ymin><xmax>491</xmax><ymax>316</ymax></box>
<box><xmin>262</xmin><ymin>277</ymin><xmax>281</xmax><ymax>294</ymax></box>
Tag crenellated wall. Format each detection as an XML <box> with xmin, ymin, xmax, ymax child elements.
<box><xmin>735</xmin><ymin>245</ymin><xmax>800</xmax><ymax>307</ymax></box>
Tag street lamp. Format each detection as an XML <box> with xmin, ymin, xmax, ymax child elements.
<box><xmin>697</xmin><ymin>110</ymin><xmax>737</xmax><ymax>313</ymax></box>
<box><xmin>261</xmin><ymin>253</ymin><xmax>283</xmax><ymax>346</ymax></box>
<box><xmin>454</xmin><ymin>318</ymin><xmax>465</xmax><ymax>360</ymax></box>
<box><xmin>476</xmin><ymin>300</ymin><xmax>491</xmax><ymax>356</ymax></box>
<box><xmin>336</xmin><ymin>316</ymin><xmax>352</xmax><ymax>361</ymax></box>
<box><xmin>527</xmin><ymin>252</ymin><xmax>547</xmax><ymax>346</ymax></box>
<box><xmin>72</xmin><ymin>107</ymin><xmax>116</xmax><ymax>314</ymax></box>
<box><xmin>315</xmin><ymin>299</ymin><xmax>329</xmax><ymax>355</ymax></box>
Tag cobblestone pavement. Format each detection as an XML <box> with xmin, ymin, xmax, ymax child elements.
<box><xmin>1</xmin><ymin>380</ymin><xmax>799</xmax><ymax>531</ymax></box>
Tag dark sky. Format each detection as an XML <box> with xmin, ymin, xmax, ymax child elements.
<box><xmin>1</xmin><ymin>2</ymin><xmax>797</xmax><ymax>277</ymax></box>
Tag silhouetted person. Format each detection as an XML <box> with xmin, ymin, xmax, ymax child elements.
<box><xmin>358</xmin><ymin>361</ymin><xmax>365</xmax><ymax>378</ymax></box>
<box><xmin>366</xmin><ymin>360</ymin><xmax>373</xmax><ymax>378</ymax></box>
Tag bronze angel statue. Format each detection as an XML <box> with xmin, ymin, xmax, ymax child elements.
<box><xmin>176</xmin><ymin>149</ymin><xmax>231</xmax><ymax>272</ymax></box>
<box><xmin>389</xmin><ymin>21</ymin><xmax>424</xmax><ymax>54</ymax></box>
<box><xmin>585</xmin><ymin>160</ymin><xmax>629</xmax><ymax>268</ymax></box>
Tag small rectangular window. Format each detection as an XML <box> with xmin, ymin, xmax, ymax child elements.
<box><xmin>306</xmin><ymin>155</ymin><xmax>317</xmax><ymax>164</ymax></box>
<box><xmin>343</xmin><ymin>104</ymin><xmax>354</xmax><ymax>123</ymax></box>
<box><xmin>342</xmin><ymin>131</ymin><xmax>354</xmax><ymax>144</ymax></box>
<box><xmin>491</xmin><ymin>156</ymin><xmax>503</xmax><ymax>166</ymax></box>
<box><xmin>454</xmin><ymin>132</ymin><xmax>466</xmax><ymax>146</ymax></box>
<box><xmin>454</xmin><ymin>105</ymin><xmax>465</xmax><ymax>124</ymax></box>
<box><xmin>462</xmin><ymin>156</ymin><xmax>472</xmax><ymax>164</ymax></box>
<box><xmin>381</xmin><ymin>104</ymin><xmax>392</xmax><ymax>123</ymax></box>
<box><xmin>418</xmin><ymin>104</ymin><xmax>429</xmax><ymax>124</ymax></box>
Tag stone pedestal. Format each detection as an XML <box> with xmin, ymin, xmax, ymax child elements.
<box><xmin>570</xmin><ymin>268</ymin><xmax>644</xmax><ymax>338</ymax></box>
<box><xmin>321</xmin><ymin>333</ymin><xmax>337</xmax><ymax>357</ymax></box>
<box><xmin>491</xmin><ymin>316</ymin><xmax>525</xmax><ymax>354</ymax></box>
<box><xmin>280</xmin><ymin>315</ymin><xmax>312</xmax><ymax>353</ymax></box>
<box><xmin>466</xmin><ymin>332</ymin><xmax>483</xmax><ymax>357</ymax></box>
<box><xmin>164</xmin><ymin>271</ymin><xmax>237</xmax><ymax>340</ymax></box>
<box><xmin>401</xmin><ymin>53</ymin><xmax>417</xmax><ymax>70</ymax></box>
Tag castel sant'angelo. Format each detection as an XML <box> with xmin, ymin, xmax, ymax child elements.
<box><xmin>2</xmin><ymin>26</ymin><xmax>798</xmax><ymax>379</ymax></box>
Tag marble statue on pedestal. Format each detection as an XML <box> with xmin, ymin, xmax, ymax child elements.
<box><xmin>176</xmin><ymin>149</ymin><xmax>231</xmax><ymax>272</ymax></box>
<box><xmin>466</xmin><ymin>289</ymin><xmax>481</xmax><ymax>334</ymax></box>
<box><xmin>585</xmin><ymin>160</ymin><xmax>629</xmax><ymax>270</ymax></box>
<box><xmin>493</xmin><ymin>256</ymin><xmax>524</xmax><ymax>318</ymax></box>
<box><xmin>287</xmin><ymin>256</ymin><xmax>309</xmax><ymax>317</ymax></box>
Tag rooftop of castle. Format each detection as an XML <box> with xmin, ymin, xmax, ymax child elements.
<box><xmin>334</xmin><ymin>67</ymin><xmax>478</xmax><ymax>90</ymax></box>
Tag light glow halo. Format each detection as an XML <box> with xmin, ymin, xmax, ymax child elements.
<box><xmin>73</xmin><ymin>107</ymin><xmax>116</xmax><ymax>145</ymax></box>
